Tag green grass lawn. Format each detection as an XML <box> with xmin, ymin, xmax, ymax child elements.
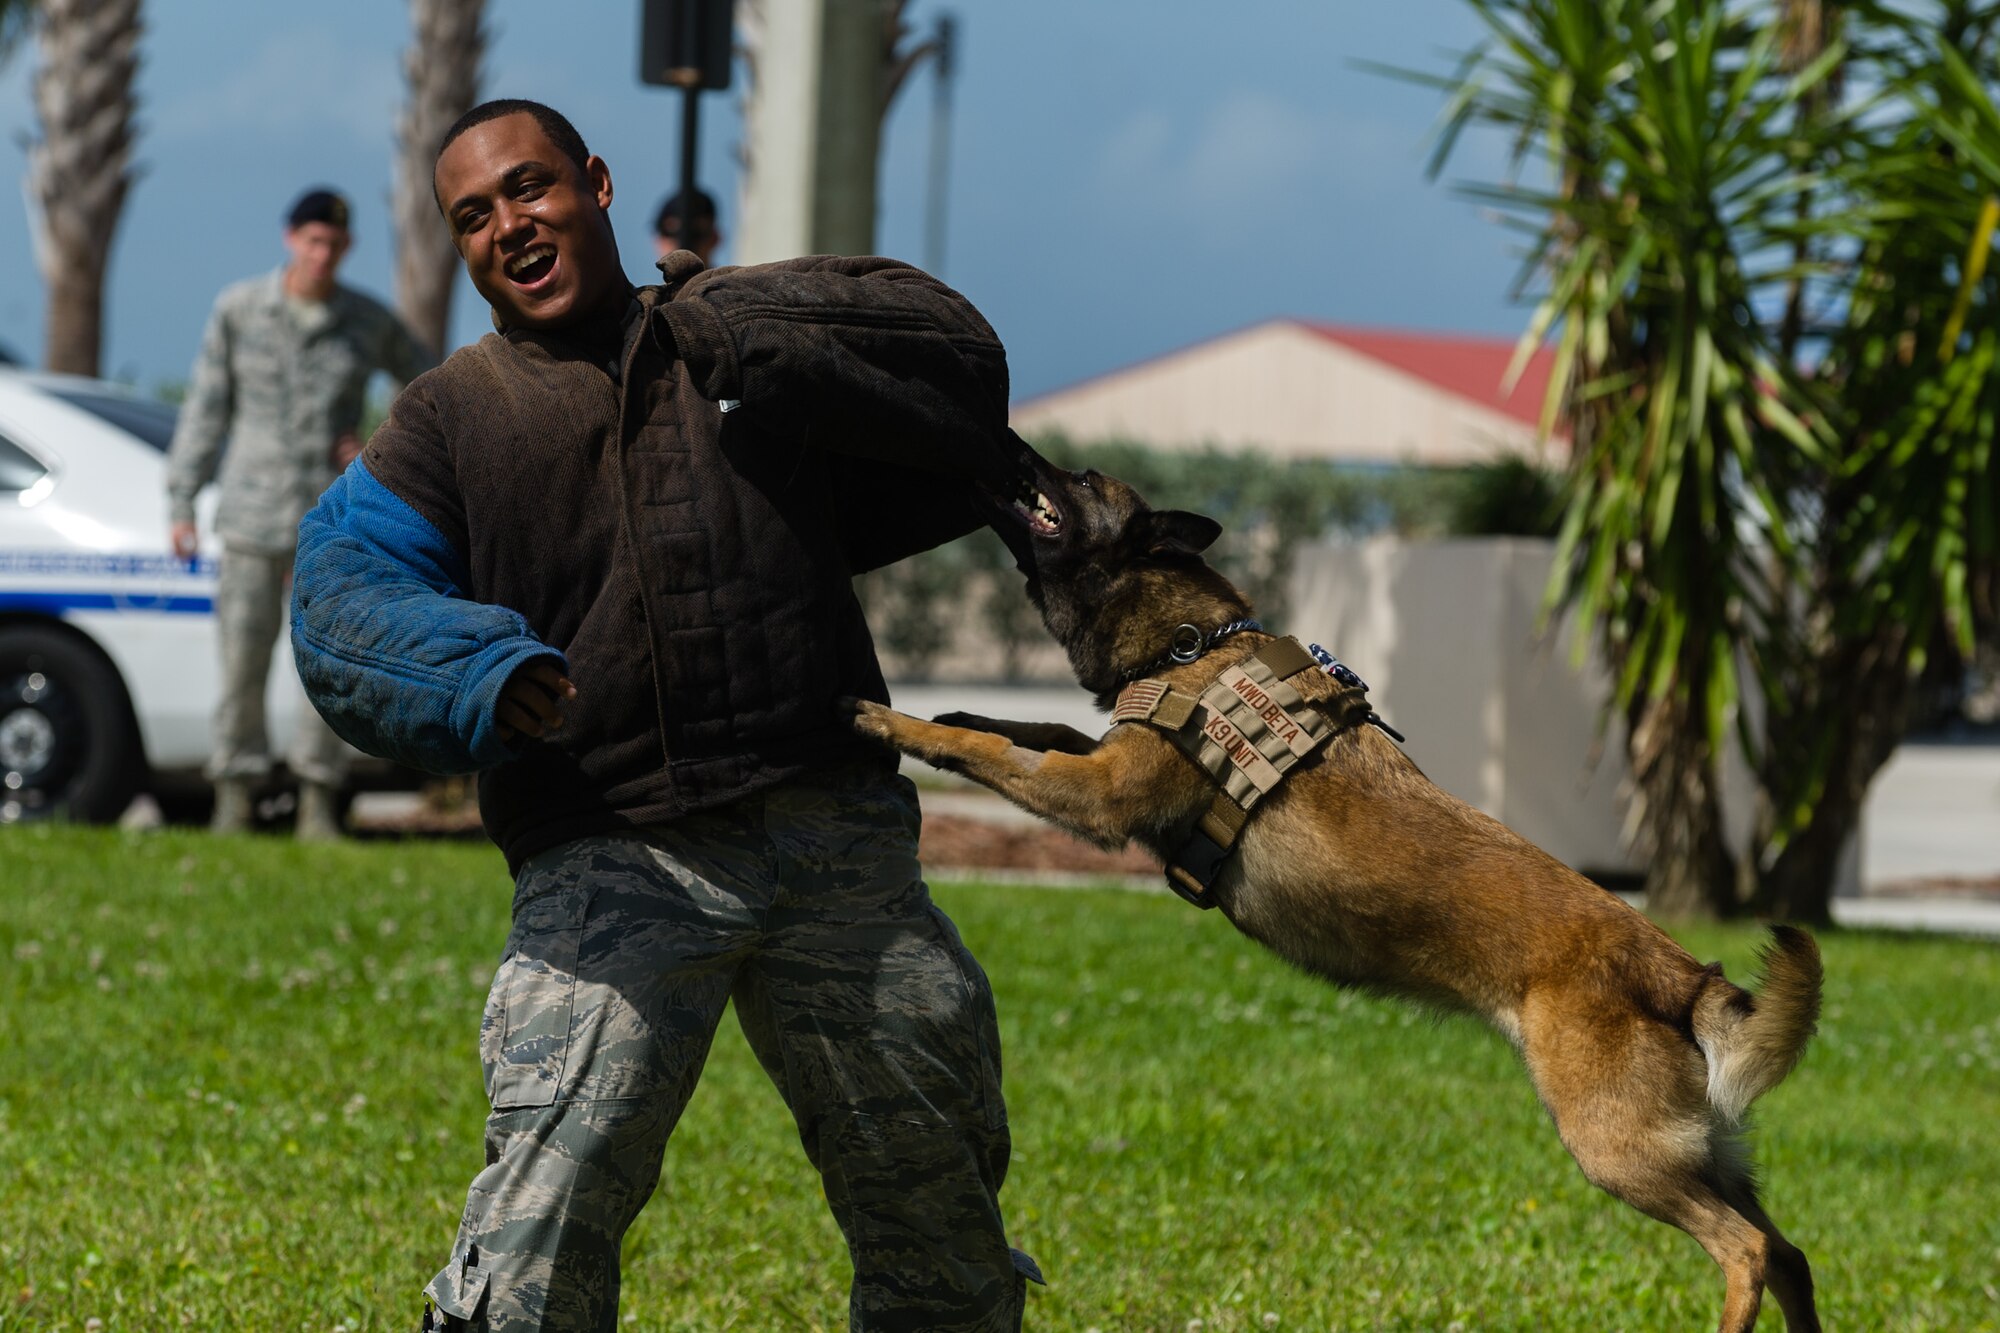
<box><xmin>2</xmin><ymin>825</ymin><xmax>1996</xmax><ymax>1332</ymax></box>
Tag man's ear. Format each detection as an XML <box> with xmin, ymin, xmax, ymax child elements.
<box><xmin>1145</xmin><ymin>509</ymin><xmax>1222</xmax><ymax>557</ymax></box>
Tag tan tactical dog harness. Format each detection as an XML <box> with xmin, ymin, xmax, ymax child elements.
<box><xmin>1113</xmin><ymin>631</ymin><xmax>1396</xmax><ymax>907</ymax></box>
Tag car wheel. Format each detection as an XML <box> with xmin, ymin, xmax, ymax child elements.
<box><xmin>0</xmin><ymin>624</ymin><xmax>144</xmax><ymax>823</ymax></box>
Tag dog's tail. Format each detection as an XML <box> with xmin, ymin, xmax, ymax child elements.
<box><xmin>1690</xmin><ymin>925</ymin><xmax>1823</xmax><ymax>1126</ymax></box>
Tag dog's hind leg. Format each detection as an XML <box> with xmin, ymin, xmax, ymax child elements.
<box><xmin>1518</xmin><ymin>996</ymin><xmax>1793</xmax><ymax>1333</ymax></box>
<box><xmin>1716</xmin><ymin>1171</ymin><xmax>1819</xmax><ymax>1332</ymax></box>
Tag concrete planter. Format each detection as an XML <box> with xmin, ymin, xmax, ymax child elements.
<box><xmin>1289</xmin><ymin>535</ymin><xmax>1859</xmax><ymax>895</ymax></box>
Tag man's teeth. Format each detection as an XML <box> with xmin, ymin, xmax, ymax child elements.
<box><xmin>505</xmin><ymin>245</ymin><xmax>555</xmax><ymax>278</ymax></box>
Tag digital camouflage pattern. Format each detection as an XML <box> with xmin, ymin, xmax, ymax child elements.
<box><xmin>167</xmin><ymin>267</ymin><xmax>433</xmax><ymax>553</ymax></box>
<box><xmin>209</xmin><ymin>545</ymin><xmax>351</xmax><ymax>784</ymax></box>
<box><xmin>423</xmin><ymin>767</ymin><xmax>1039</xmax><ymax>1331</ymax></box>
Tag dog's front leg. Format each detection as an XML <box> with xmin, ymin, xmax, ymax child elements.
<box><xmin>844</xmin><ymin>699</ymin><xmax>1159</xmax><ymax>848</ymax></box>
<box><xmin>929</xmin><ymin>711</ymin><xmax>1102</xmax><ymax>756</ymax></box>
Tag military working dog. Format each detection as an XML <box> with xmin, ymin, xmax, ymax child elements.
<box><xmin>845</xmin><ymin>464</ymin><xmax>1823</xmax><ymax>1333</ymax></box>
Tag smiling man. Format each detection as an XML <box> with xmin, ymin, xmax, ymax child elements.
<box><xmin>288</xmin><ymin>100</ymin><xmax>1038</xmax><ymax>1332</ymax></box>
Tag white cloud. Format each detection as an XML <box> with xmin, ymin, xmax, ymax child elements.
<box><xmin>1180</xmin><ymin>95</ymin><xmax>1324</xmax><ymax>208</ymax></box>
<box><xmin>150</xmin><ymin>27</ymin><xmax>400</xmax><ymax>148</ymax></box>
<box><xmin>1090</xmin><ymin>92</ymin><xmax>1413</xmax><ymax>238</ymax></box>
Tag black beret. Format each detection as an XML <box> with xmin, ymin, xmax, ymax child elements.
<box><xmin>286</xmin><ymin>188</ymin><xmax>351</xmax><ymax>231</ymax></box>
<box><xmin>653</xmin><ymin>188</ymin><xmax>717</xmax><ymax>238</ymax></box>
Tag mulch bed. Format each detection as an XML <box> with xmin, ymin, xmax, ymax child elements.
<box><xmin>356</xmin><ymin>791</ymin><xmax>1164</xmax><ymax>876</ymax></box>
<box><xmin>356</xmin><ymin>791</ymin><xmax>1995</xmax><ymax>898</ymax></box>
<box><xmin>916</xmin><ymin>812</ymin><xmax>1162</xmax><ymax>877</ymax></box>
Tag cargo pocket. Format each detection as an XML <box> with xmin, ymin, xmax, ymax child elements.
<box><xmin>927</xmin><ymin>905</ymin><xmax>1008</xmax><ymax>1136</ymax></box>
<box><xmin>482</xmin><ymin>881</ymin><xmax>591</xmax><ymax>1110</ymax></box>
<box><xmin>423</xmin><ymin>1243</ymin><xmax>490</xmax><ymax>1325</ymax></box>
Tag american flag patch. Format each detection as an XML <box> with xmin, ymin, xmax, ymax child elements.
<box><xmin>1307</xmin><ymin>642</ymin><xmax>1368</xmax><ymax>692</ymax></box>
<box><xmin>1113</xmin><ymin>678</ymin><xmax>1170</xmax><ymax>723</ymax></box>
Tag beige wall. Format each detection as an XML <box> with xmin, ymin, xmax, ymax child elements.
<box><xmin>1010</xmin><ymin>321</ymin><xmax>1541</xmax><ymax>465</ymax></box>
<box><xmin>1290</xmin><ymin>536</ymin><xmax>1637</xmax><ymax>876</ymax></box>
<box><xmin>1288</xmin><ymin>536</ymin><xmax>1858</xmax><ymax>893</ymax></box>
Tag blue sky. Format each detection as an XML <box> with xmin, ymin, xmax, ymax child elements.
<box><xmin>0</xmin><ymin>0</ymin><xmax>1526</xmax><ymax>401</ymax></box>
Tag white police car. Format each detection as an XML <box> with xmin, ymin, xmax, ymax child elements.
<box><xmin>0</xmin><ymin>368</ymin><xmax>316</xmax><ymax>822</ymax></box>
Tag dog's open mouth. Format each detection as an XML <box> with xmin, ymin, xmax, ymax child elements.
<box><xmin>1010</xmin><ymin>480</ymin><xmax>1063</xmax><ymax>536</ymax></box>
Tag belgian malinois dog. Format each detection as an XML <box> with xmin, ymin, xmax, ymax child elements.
<box><xmin>846</xmin><ymin>464</ymin><xmax>1823</xmax><ymax>1332</ymax></box>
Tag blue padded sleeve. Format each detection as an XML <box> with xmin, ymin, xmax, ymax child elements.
<box><xmin>291</xmin><ymin>459</ymin><xmax>565</xmax><ymax>775</ymax></box>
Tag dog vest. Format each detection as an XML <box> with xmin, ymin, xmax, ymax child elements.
<box><xmin>1112</xmin><ymin>635</ymin><xmax>1383</xmax><ymax>907</ymax></box>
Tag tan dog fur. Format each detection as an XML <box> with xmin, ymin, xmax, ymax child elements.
<box><xmin>847</xmin><ymin>468</ymin><xmax>1823</xmax><ymax>1332</ymax></box>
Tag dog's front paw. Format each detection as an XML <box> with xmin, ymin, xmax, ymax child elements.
<box><xmin>932</xmin><ymin>711</ymin><xmax>989</xmax><ymax>732</ymax></box>
<box><xmin>838</xmin><ymin>696</ymin><xmax>906</xmax><ymax>749</ymax></box>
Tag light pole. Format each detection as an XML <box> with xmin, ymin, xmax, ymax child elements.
<box><xmin>639</xmin><ymin>0</ymin><xmax>735</xmax><ymax>252</ymax></box>
<box><xmin>924</xmin><ymin>13</ymin><xmax>957</xmax><ymax>278</ymax></box>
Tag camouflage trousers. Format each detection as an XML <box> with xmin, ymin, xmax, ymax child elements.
<box><xmin>209</xmin><ymin>544</ymin><xmax>350</xmax><ymax>786</ymax></box>
<box><xmin>423</xmin><ymin>767</ymin><xmax>1037</xmax><ymax>1331</ymax></box>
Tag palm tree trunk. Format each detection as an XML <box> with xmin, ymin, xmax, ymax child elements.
<box><xmin>1777</xmin><ymin>0</ymin><xmax>1843</xmax><ymax>362</ymax></box>
<box><xmin>735</xmin><ymin>0</ymin><xmax>937</xmax><ymax>262</ymax></box>
<box><xmin>43</xmin><ymin>262</ymin><xmax>105</xmax><ymax>379</ymax></box>
<box><xmin>27</xmin><ymin>0</ymin><xmax>141</xmax><ymax>379</ymax></box>
<box><xmin>1627</xmin><ymin>689</ymin><xmax>1740</xmax><ymax>919</ymax></box>
<box><xmin>1755</xmin><ymin>619</ymin><xmax>1947</xmax><ymax>923</ymax></box>
<box><xmin>393</xmin><ymin>0</ymin><xmax>486</xmax><ymax>358</ymax></box>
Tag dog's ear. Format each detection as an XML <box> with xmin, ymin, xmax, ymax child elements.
<box><xmin>1145</xmin><ymin>509</ymin><xmax>1222</xmax><ymax>558</ymax></box>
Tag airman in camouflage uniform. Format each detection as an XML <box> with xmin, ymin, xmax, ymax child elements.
<box><xmin>422</xmin><ymin>768</ymin><xmax>1037</xmax><ymax>1331</ymax></box>
<box><xmin>288</xmin><ymin>102</ymin><xmax>1041</xmax><ymax>1329</ymax></box>
<box><xmin>166</xmin><ymin>187</ymin><xmax>432</xmax><ymax>836</ymax></box>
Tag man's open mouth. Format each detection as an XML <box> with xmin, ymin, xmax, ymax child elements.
<box><xmin>504</xmin><ymin>243</ymin><xmax>558</xmax><ymax>288</ymax></box>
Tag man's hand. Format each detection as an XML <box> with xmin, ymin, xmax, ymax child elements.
<box><xmin>330</xmin><ymin>432</ymin><xmax>363</xmax><ymax>470</ymax></box>
<box><xmin>170</xmin><ymin>521</ymin><xmax>200</xmax><ymax>561</ymax></box>
<box><xmin>496</xmin><ymin>661</ymin><xmax>577</xmax><ymax>742</ymax></box>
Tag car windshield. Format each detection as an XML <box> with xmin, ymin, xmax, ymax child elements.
<box><xmin>42</xmin><ymin>387</ymin><xmax>180</xmax><ymax>453</ymax></box>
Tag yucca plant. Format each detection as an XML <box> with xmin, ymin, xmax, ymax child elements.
<box><xmin>1418</xmin><ymin>0</ymin><xmax>1839</xmax><ymax>917</ymax></box>
<box><xmin>1750</xmin><ymin>3</ymin><xmax>2000</xmax><ymax>918</ymax></box>
<box><xmin>1416</xmin><ymin>0</ymin><xmax>2000</xmax><ymax>922</ymax></box>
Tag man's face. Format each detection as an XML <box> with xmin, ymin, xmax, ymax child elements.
<box><xmin>283</xmin><ymin>223</ymin><xmax>349</xmax><ymax>286</ymax></box>
<box><xmin>655</xmin><ymin>224</ymin><xmax>718</xmax><ymax>265</ymax></box>
<box><xmin>435</xmin><ymin>113</ymin><xmax>620</xmax><ymax>330</ymax></box>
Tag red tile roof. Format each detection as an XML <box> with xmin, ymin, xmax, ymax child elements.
<box><xmin>1299</xmin><ymin>322</ymin><xmax>1560</xmax><ymax>430</ymax></box>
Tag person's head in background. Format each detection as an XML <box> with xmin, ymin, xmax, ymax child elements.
<box><xmin>283</xmin><ymin>188</ymin><xmax>352</xmax><ymax>300</ymax></box>
<box><xmin>654</xmin><ymin>188</ymin><xmax>721</xmax><ymax>265</ymax></box>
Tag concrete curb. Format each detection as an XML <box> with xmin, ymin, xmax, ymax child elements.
<box><xmin>928</xmin><ymin>869</ymin><xmax>2000</xmax><ymax>938</ymax></box>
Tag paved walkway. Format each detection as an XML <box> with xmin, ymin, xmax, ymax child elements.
<box><xmin>923</xmin><ymin>851</ymin><xmax>2000</xmax><ymax>938</ymax></box>
<box><xmin>1820</xmin><ymin>896</ymin><xmax>2000</xmax><ymax>938</ymax></box>
<box><xmin>1855</xmin><ymin>741</ymin><xmax>2000</xmax><ymax>887</ymax></box>
<box><xmin>890</xmin><ymin>684</ymin><xmax>2000</xmax><ymax>888</ymax></box>
<box><xmin>891</xmin><ymin>684</ymin><xmax>2000</xmax><ymax>939</ymax></box>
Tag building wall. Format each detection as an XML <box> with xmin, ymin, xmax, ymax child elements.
<box><xmin>1290</xmin><ymin>535</ymin><xmax>1637</xmax><ymax>877</ymax></box>
<box><xmin>1289</xmin><ymin>536</ymin><xmax>1858</xmax><ymax>893</ymax></box>
<box><xmin>1010</xmin><ymin>322</ymin><xmax>1542</xmax><ymax>465</ymax></box>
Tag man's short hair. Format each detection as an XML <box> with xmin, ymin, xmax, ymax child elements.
<box><xmin>436</xmin><ymin>98</ymin><xmax>592</xmax><ymax>185</ymax></box>
<box><xmin>654</xmin><ymin>188</ymin><xmax>718</xmax><ymax>240</ymax></box>
<box><xmin>287</xmin><ymin>187</ymin><xmax>350</xmax><ymax>231</ymax></box>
